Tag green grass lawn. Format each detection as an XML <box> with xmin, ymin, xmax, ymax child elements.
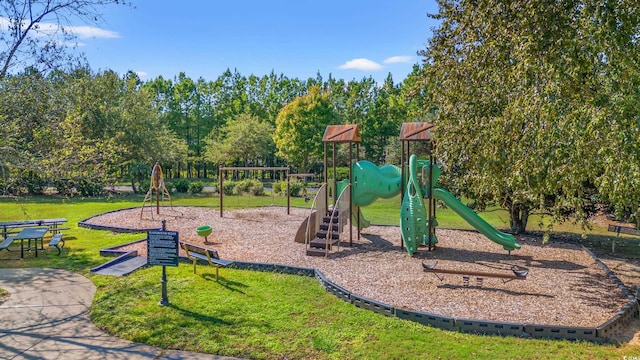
<box><xmin>0</xmin><ymin>193</ymin><xmax>639</xmax><ymax>359</ymax></box>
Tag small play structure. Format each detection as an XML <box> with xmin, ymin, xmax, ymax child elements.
<box><xmin>302</xmin><ymin>122</ymin><xmax>520</xmax><ymax>257</ymax></box>
<box><xmin>140</xmin><ymin>162</ymin><xmax>173</xmax><ymax>219</ymax></box>
<box><xmin>421</xmin><ymin>261</ymin><xmax>528</xmax><ymax>285</ymax></box>
<box><xmin>196</xmin><ymin>225</ymin><xmax>212</xmax><ymax>244</ymax></box>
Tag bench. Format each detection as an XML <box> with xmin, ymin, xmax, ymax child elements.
<box><xmin>607</xmin><ymin>224</ymin><xmax>639</xmax><ymax>253</ymax></box>
<box><xmin>48</xmin><ymin>234</ymin><xmax>65</xmax><ymax>255</ymax></box>
<box><xmin>0</xmin><ymin>236</ymin><xmax>19</xmax><ymax>259</ymax></box>
<box><xmin>181</xmin><ymin>242</ymin><xmax>234</xmax><ymax>280</ymax></box>
<box><xmin>47</xmin><ymin>227</ymin><xmax>70</xmax><ymax>234</ymax></box>
<box><xmin>0</xmin><ymin>236</ymin><xmax>15</xmax><ymax>251</ymax></box>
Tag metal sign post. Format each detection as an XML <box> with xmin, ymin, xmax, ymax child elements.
<box><xmin>147</xmin><ymin>220</ymin><xmax>179</xmax><ymax>306</ymax></box>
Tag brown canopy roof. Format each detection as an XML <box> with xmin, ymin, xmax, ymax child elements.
<box><xmin>399</xmin><ymin>122</ymin><xmax>435</xmax><ymax>142</ymax></box>
<box><xmin>322</xmin><ymin>124</ymin><xmax>361</xmax><ymax>143</ymax></box>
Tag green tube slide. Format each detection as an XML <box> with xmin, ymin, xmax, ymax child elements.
<box><xmin>351</xmin><ymin>160</ymin><xmax>402</xmax><ymax>206</ymax></box>
<box><xmin>432</xmin><ymin>188</ymin><xmax>521</xmax><ymax>251</ymax></box>
<box><xmin>334</xmin><ymin>161</ymin><xmax>402</xmax><ymax>229</ymax></box>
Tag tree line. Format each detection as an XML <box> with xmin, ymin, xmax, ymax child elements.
<box><xmin>0</xmin><ymin>66</ymin><xmax>424</xmax><ymax>195</ymax></box>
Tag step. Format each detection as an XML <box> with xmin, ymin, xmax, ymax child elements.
<box><xmin>92</xmin><ymin>256</ymin><xmax>147</xmax><ymax>276</ymax></box>
<box><xmin>310</xmin><ymin>237</ymin><xmax>340</xmax><ymax>249</ymax></box>
<box><xmin>316</xmin><ymin>229</ymin><xmax>340</xmax><ymax>240</ymax></box>
<box><xmin>319</xmin><ymin>223</ymin><xmax>339</xmax><ymax>231</ymax></box>
<box><xmin>323</xmin><ymin>216</ymin><xmax>340</xmax><ymax>224</ymax></box>
<box><xmin>306</xmin><ymin>247</ymin><xmax>330</xmax><ymax>257</ymax></box>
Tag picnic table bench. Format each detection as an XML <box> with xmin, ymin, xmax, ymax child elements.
<box><xmin>180</xmin><ymin>242</ymin><xmax>234</xmax><ymax>280</ymax></box>
<box><xmin>48</xmin><ymin>233</ymin><xmax>65</xmax><ymax>255</ymax></box>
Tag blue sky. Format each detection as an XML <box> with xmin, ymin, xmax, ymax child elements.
<box><xmin>16</xmin><ymin>1</ymin><xmax>441</xmax><ymax>84</ymax></box>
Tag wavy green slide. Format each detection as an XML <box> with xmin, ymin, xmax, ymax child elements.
<box><xmin>432</xmin><ymin>188</ymin><xmax>520</xmax><ymax>251</ymax></box>
<box><xmin>351</xmin><ymin>160</ymin><xmax>402</xmax><ymax>206</ymax></box>
<box><xmin>335</xmin><ymin>160</ymin><xmax>402</xmax><ymax>229</ymax></box>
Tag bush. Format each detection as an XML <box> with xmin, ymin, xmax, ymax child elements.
<box><xmin>26</xmin><ymin>176</ymin><xmax>47</xmax><ymax>195</ymax></box>
<box><xmin>54</xmin><ymin>179</ymin><xmax>74</xmax><ymax>196</ymax></box>
<box><xmin>250</xmin><ymin>180</ymin><xmax>265</xmax><ymax>196</ymax></box>
<box><xmin>328</xmin><ymin>167</ymin><xmax>350</xmax><ymax>181</ymax></box>
<box><xmin>289</xmin><ymin>180</ymin><xmax>303</xmax><ymax>197</ymax></box>
<box><xmin>138</xmin><ymin>180</ymin><xmax>151</xmax><ymax>195</ymax></box>
<box><xmin>189</xmin><ymin>181</ymin><xmax>204</xmax><ymax>194</ymax></box>
<box><xmin>76</xmin><ymin>179</ymin><xmax>105</xmax><ymax>197</ymax></box>
<box><xmin>273</xmin><ymin>180</ymin><xmax>303</xmax><ymax>197</ymax></box>
<box><xmin>223</xmin><ymin>180</ymin><xmax>236</xmax><ymax>195</ymax></box>
<box><xmin>173</xmin><ymin>179</ymin><xmax>189</xmax><ymax>193</ymax></box>
<box><xmin>234</xmin><ymin>179</ymin><xmax>264</xmax><ymax>196</ymax></box>
<box><xmin>273</xmin><ymin>181</ymin><xmax>283</xmax><ymax>195</ymax></box>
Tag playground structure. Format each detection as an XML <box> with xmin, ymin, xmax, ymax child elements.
<box><xmin>140</xmin><ymin>162</ymin><xmax>174</xmax><ymax>219</ymax></box>
<box><xmin>303</xmin><ymin>122</ymin><xmax>520</xmax><ymax>257</ymax></box>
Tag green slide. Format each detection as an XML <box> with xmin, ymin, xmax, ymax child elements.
<box><xmin>433</xmin><ymin>188</ymin><xmax>521</xmax><ymax>251</ymax></box>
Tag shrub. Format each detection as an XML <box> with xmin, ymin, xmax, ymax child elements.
<box><xmin>173</xmin><ymin>179</ymin><xmax>189</xmax><ymax>193</ymax></box>
<box><xmin>234</xmin><ymin>179</ymin><xmax>264</xmax><ymax>196</ymax></box>
<box><xmin>250</xmin><ymin>180</ymin><xmax>265</xmax><ymax>196</ymax></box>
<box><xmin>234</xmin><ymin>179</ymin><xmax>253</xmax><ymax>194</ymax></box>
<box><xmin>328</xmin><ymin>167</ymin><xmax>350</xmax><ymax>181</ymax></box>
<box><xmin>138</xmin><ymin>180</ymin><xmax>151</xmax><ymax>194</ymax></box>
<box><xmin>26</xmin><ymin>176</ymin><xmax>47</xmax><ymax>195</ymax></box>
<box><xmin>223</xmin><ymin>180</ymin><xmax>236</xmax><ymax>195</ymax></box>
<box><xmin>273</xmin><ymin>180</ymin><xmax>303</xmax><ymax>197</ymax></box>
<box><xmin>273</xmin><ymin>181</ymin><xmax>283</xmax><ymax>195</ymax></box>
<box><xmin>54</xmin><ymin>179</ymin><xmax>74</xmax><ymax>196</ymax></box>
<box><xmin>189</xmin><ymin>181</ymin><xmax>204</xmax><ymax>194</ymax></box>
<box><xmin>289</xmin><ymin>180</ymin><xmax>303</xmax><ymax>197</ymax></box>
<box><xmin>76</xmin><ymin>179</ymin><xmax>105</xmax><ymax>197</ymax></box>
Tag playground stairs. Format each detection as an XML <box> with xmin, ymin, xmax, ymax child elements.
<box><xmin>307</xmin><ymin>210</ymin><xmax>342</xmax><ymax>257</ymax></box>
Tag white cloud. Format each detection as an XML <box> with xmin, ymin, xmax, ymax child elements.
<box><xmin>0</xmin><ymin>16</ymin><xmax>119</xmax><ymax>39</ymax></box>
<box><xmin>383</xmin><ymin>56</ymin><xmax>413</xmax><ymax>64</ymax></box>
<box><xmin>135</xmin><ymin>71</ymin><xmax>148</xmax><ymax>78</ymax></box>
<box><xmin>69</xmin><ymin>25</ymin><xmax>120</xmax><ymax>39</ymax></box>
<box><xmin>338</xmin><ymin>58</ymin><xmax>383</xmax><ymax>71</ymax></box>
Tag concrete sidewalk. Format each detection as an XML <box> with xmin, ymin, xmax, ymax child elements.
<box><xmin>0</xmin><ymin>268</ymin><xmax>240</xmax><ymax>360</ymax></box>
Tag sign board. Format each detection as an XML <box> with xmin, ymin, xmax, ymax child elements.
<box><xmin>147</xmin><ymin>230</ymin><xmax>179</xmax><ymax>267</ymax></box>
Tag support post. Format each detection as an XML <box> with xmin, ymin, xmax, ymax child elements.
<box><xmin>159</xmin><ymin>219</ymin><xmax>169</xmax><ymax>306</ymax></box>
<box><xmin>349</xmin><ymin>142</ymin><xmax>353</xmax><ymax>247</ymax></box>
<box><xmin>428</xmin><ymin>148</ymin><xmax>434</xmax><ymax>251</ymax></box>
<box><xmin>159</xmin><ymin>266</ymin><xmax>169</xmax><ymax>306</ymax></box>
<box><xmin>356</xmin><ymin>143</ymin><xmax>360</xmax><ymax>241</ymax></box>
<box><xmin>332</xmin><ymin>142</ymin><xmax>337</xmax><ymax>208</ymax></box>
<box><xmin>287</xmin><ymin>167</ymin><xmax>290</xmax><ymax>215</ymax></box>
<box><xmin>324</xmin><ymin>142</ymin><xmax>328</xmax><ymax>211</ymax></box>
<box><xmin>219</xmin><ymin>166</ymin><xmax>223</xmax><ymax>217</ymax></box>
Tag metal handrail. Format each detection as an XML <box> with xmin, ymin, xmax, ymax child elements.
<box><xmin>325</xmin><ymin>184</ymin><xmax>351</xmax><ymax>257</ymax></box>
<box><xmin>305</xmin><ymin>184</ymin><xmax>327</xmax><ymax>250</ymax></box>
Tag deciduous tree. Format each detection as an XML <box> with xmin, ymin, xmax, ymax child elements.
<box><xmin>0</xmin><ymin>0</ymin><xmax>127</xmax><ymax>79</ymax></box>
<box><xmin>419</xmin><ymin>0</ymin><xmax>640</xmax><ymax>232</ymax></box>
<box><xmin>273</xmin><ymin>86</ymin><xmax>338</xmax><ymax>172</ymax></box>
